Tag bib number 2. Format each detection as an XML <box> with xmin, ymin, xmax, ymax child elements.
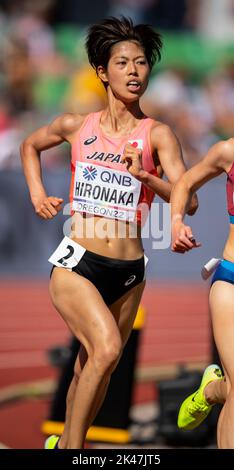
<box><xmin>57</xmin><ymin>245</ymin><xmax>75</xmax><ymax>266</ymax></box>
<box><xmin>48</xmin><ymin>236</ymin><xmax>86</xmax><ymax>269</ymax></box>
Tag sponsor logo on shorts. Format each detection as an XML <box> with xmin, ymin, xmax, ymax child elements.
<box><xmin>124</xmin><ymin>275</ymin><xmax>136</xmax><ymax>286</ymax></box>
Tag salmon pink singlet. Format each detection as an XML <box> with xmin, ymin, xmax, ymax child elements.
<box><xmin>70</xmin><ymin>111</ymin><xmax>158</xmax><ymax>225</ymax></box>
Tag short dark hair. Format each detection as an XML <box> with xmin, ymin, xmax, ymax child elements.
<box><xmin>86</xmin><ymin>16</ymin><xmax>162</xmax><ymax>71</ymax></box>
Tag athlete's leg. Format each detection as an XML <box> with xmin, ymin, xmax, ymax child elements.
<box><xmin>204</xmin><ymin>375</ymin><xmax>226</xmax><ymax>405</ymax></box>
<box><xmin>58</xmin><ymin>343</ymin><xmax>105</xmax><ymax>449</ymax></box>
<box><xmin>55</xmin><ymin>280</ymin><xmax>145</xmax><ymax>449</ymax></box>
<box><xmin>62</xmin><ymin>350</ymin><xmax>112</xmax><ymax>448</ymax></box>
<box><xmin>209</xmin><ymin>281</ymin><xmax>234</xmax><ymax>448</ymax></box>
<box><xmin>49</xmin><ymin>267</ymin><xmax>122</xmax><ymax>449</ymax></box>
<box><xmin>58</xmin><ymin>346</ymin><xmax>87</xmax><ymax>448</ymax></box>
<box><xmin>82</xmin><ymin>280</ymin><xmax>146</xmax><ymax>434</ymax></box>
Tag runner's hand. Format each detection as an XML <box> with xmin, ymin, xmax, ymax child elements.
<box><xmin>33</xmin><ymin>196</ymin><xmax>64</xmax><ymax>220</ymax></box>
<box><xmin>121</xmin><ymin>143</ymin><xmax>146</xmax><ymax>179</ymax></box>
<box><xmin>171</xmin><ymin>220</ymin><xmax>201</xmax><ymax>253</ymax></box>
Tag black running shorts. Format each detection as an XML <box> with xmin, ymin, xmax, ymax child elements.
<box><xmin>51</xmin><ymin>249</ymin><xmax>145</xmax><ymax>306</ymax></box>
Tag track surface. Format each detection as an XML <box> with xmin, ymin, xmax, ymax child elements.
<box><xmin>0</xmin><ymin>280</ymin><xmax>211</xmax><ymax>448</ymax></box>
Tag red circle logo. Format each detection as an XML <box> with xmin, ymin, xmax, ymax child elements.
<box><xmin>131</xmin><ymin>141</ymin><xmax>138</xmax><ymax>148</ymax></box>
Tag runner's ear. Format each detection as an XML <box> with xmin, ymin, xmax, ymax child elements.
<box><xmin>96</xmin><ymin>66</ymin><xmax>108</xmax><ymax>84</ymax></box>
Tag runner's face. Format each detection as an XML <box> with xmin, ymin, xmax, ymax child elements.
<box><xmin>100</xmin><ymin>41</ymin><xmax>150</xmax><ymax>102</ymax></box>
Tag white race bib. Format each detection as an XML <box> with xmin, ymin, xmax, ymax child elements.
<box><xmin>48</xmin><ymin>236</ymin><xmax>86</xmax><ymax>269</ymax></box>
<box><xmin>72</xmin><ymin>162</ymin><xmax>141</xmax><ymax>222</ymax></box>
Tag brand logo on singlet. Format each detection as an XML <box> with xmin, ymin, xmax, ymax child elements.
<box><xmin>84</xmin><ymin>136</ymin><xmax>97</xmax><ymax>145</ymax></box>
<box><xmin>83</xmin><ymin>166</ymin><xmax>97</xmax><ymax>181</ymax></box>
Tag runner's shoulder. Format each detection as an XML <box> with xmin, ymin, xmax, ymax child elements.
<box><xmin>52</xmin><ymin>112</ymin><xmax>88</xmax><ymax>139</ymax></box>
<box><xmin>150</xmin><ymin>120</ymin><xmax>178</xmax><ymax>146</ymax></box>
<box><xmin>206</xmin><ymin>138</ymin><xmax>234</xmax><ymax>171</ymax></box>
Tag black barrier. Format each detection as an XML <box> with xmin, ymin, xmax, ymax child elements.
<box><xmin>41</xmin><ymin>306</ymin><xmax>145</xmax><ymax>444</ymax></box>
